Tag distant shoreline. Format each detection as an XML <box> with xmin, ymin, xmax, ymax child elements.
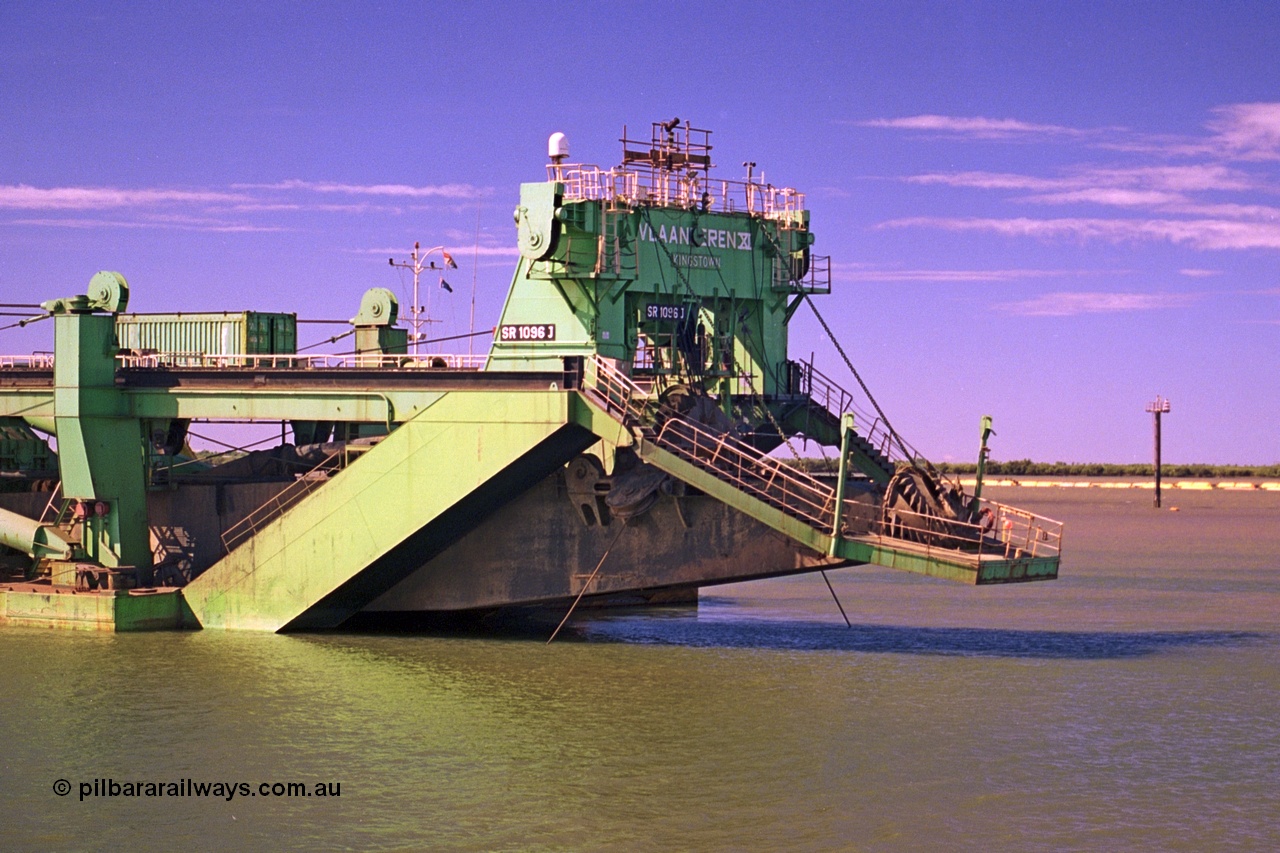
<box><xmin>961</xmin><ymin>476</ymin><xmax>1280</xmax><ymax>491</ymax></box>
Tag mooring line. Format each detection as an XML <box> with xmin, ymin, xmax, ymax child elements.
<box><xmin>547</xmin><ymin>522</ymin><xmax>627</xmax><ymax>644</ymax></box>
<box><xmin>821</xmin><ymin>570</ymin><xmax>852</xmax><ymax>628</ymax></box>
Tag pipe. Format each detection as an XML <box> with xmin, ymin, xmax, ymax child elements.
<box><xmin>0</xmin><ymin>506</ymin><xmax>73</xmax><ymax>560</ymax></box>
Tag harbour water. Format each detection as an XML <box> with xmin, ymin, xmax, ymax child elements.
<box><xmin>3</xmin><ymin>485</ymin><xmax>1278</xmax><ymax>851</ymax></box>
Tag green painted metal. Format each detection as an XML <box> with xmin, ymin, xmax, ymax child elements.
<box><xmin>351</xmin><ymin>287</ymin><xmax>408</xmax><ymax>358</ymax></box>
<box><xmin>182</xmin><ymin>390</ymin><xmax>594</xmax><ymax>631</ymax></box>
<box><xmin>0</xmin><ymin>417</ymin><xmax>57</xmax><ymax>478</ymax></box>
<box><xmin>8</xmin><ymin>379</ymin><xmax>585</xmax><ymax>430</ymax></box>
<box><xmin>351</xmin><ymin>287</ymin><xmax>400</xmax><ymax>327</ymax></box>
<box><xmin>0</xmin><ymin>122</ymin><xmax>1060</xmax><ymax>634</ymax></box>
<box><xmin>40</xmin><ymin>270</ymin><xmax>129</xmax><ymax>315</ymax></box>
<box><xmin>829</xmin><ymin>413</ymin><xmax>855</xmax><ymax>556</ymax></box>
<box><xmin>0</xmin><ymin>587</ymin><xmax>187</xmax><ymax>631</ymax></box>
<box><xmin>122</xmin><ymin>387</ymin><xmax>425</xmax><ymax>424</ymax></box>
<box><xmin>490</xmin><ymin>202</ymin><xmax>808</xmax><ymax>394</ymax></box>
<box><xmin>972</xmin><ymin>414</ymin><xmax>994</xmax><ymax>510</ymax></box>
<box><xmin>50</xmin><ymin>302</ymin><xmax>150</xmax><ymax>569</ymax></box>
<box><xmin>573</xmin><ymin>389</ymin><xmax>1055</xmax><ymax>587</ymax></box>
<box><xmin>0</xmin><ymin>506</ymin><xmax>75</xmax><ymax>560</ymax></box>
<box><xmin>622</xmin><ymin>432</ymin><xmax>833</xmax><ymax>555</ymax></box>
<box><xmin>115</xmin><ymin>311</ymin><xmax>297</xmax><ymax>358</ymax></box>
<box><xmin>976</xmin><ymin>555</ymin><xmax>1059</xmax><ymax>583</ymax></box>
<box><xmin>488</xmin><ymin>123</ymin><xmax>819</xmax><ymax>402</ymax></box>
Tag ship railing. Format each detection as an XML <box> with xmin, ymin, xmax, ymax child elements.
<box><xmin>652</xmin><ymin>415</ymin><xmax>836</xmax><ymax>529</ymax></box>
<box><xmin>588</xmin><ymin>352</ymin><xmax>1062</xmax><ymax>559</ymax></box>
<box><xmin>0</xmin><ymin>354</ymin><xmax>56</xmax><ymax>369</ymax></box>
<box><xmin>771</xmin><ymin>252</ymin><xmax>831</xmax><ymax>294</ymax></box>
<box><xmin>631</xmin><ymin>332</ymin><xmax>741</xmax><ymax>380</ymax></box>
<box><xmin>864</xmin><ymin>499</ymin><xmax>1063</xmax><ymax>561</ymax></box>
<box><xmin>116</xmin><ymin>352</ymin><xmax>488</xmax><ymax>371</ymax></box>
<box><xmin>794</xmin><ymin>359</ymin><xmax>853</xmax><ymax>419</ymax></box>
<box><xmin>585</xmin><ymin>354</ymin><xmax>654</xmax><ymax>424</ymax></box>
<box><xmin>220</xmin><ymin>452</ymin><xmax>341</xmax><ymax>554</ymax></box>
<box><xmin>790</xmin><ymin>359</ymin><xmax>927</xmax><ymax>465</ymax></box>
<box><xmin>554</xmin><ymin>164</ymin><xmax>808</xmax><ymax>219</ymax></box>
<box><xmin>632</xmin><ymin>335</ymin><xmax>668</xmax><ymax>372</ymax></box>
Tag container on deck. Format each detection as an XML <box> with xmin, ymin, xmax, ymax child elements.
<box><xmin>115</xmin><ymin>312</ymin><xmax>297</xmax><ymax>366</ymax></box>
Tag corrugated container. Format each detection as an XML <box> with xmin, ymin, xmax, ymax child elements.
<box><xmin>115</xmin><ymin>312</ymin><xmax>297</xmax><ymax>358</ymax></box>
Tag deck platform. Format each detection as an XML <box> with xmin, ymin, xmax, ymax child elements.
<box><xmin>0</xmin><ymin>584</ymin><xmax>188</xmax><ymax>631</ymax></box>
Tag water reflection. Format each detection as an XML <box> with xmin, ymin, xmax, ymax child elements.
<box><xmin>578</xmin><ymin>611</ymin><xmax>1263</xmax><ymax>658</ymax></box>
<box><xmin>342</xmin><ymin>602</ymin><xmax>1263</xmax><ymax>659</ymax></box>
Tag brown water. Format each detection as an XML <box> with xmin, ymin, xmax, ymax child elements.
<box><xmin>3</xmin><ymin>487</ymin><xmax>1278</xmax><ymax>851</ymax></box>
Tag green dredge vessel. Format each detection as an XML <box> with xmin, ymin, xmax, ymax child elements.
<box><xmin>0</xmin><ymin>120</ymin><xmax>1061</xmax><ymax>632</ymax></box>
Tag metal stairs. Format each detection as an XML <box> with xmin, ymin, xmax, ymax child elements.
<box><xmin>775</xmin><ymin>396</ymin><xmax>895</xmax><ymax>482</ymax></box>
<box><xmin>581</xmin><ymin>356</ymin><xmax>1062</xmax><ymax>585</ymax></box>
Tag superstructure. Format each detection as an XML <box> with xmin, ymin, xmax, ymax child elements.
<box><xmin>0</xmin><ymin>120</ymin><xmax>1061</xmax><ymax>632</ymax></box>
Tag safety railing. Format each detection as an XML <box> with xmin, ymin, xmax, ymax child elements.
<box><xmin>585</xmin><ymin>354</ymin><xmax>654</xmax><ymax>424</ymax></box>
<box><xmin>653</xmin><ymin>416</ymin><xmax>836</xmax><ymax>529</ymax></box>
<box><xmin>220</xmin><ymin>452</ymin><xmax>340</xmax><ymax>554</ymax></box>
<box><xmin>794</xmin><ymin>360</ymin><xmax>853</xmax><ymax>420</ymax></box>
<box><xmin>0</xmin><ymin>354</ymin><xmax>55</xmax><ymax>369</ymax></box>
<box><xmin>771</xmin><ymin>252</ymin><xmax>831</xmax><ymax>294</ymax></box>
<box><xmin>789</xmin><ymin>359</ymin><xmax>929</xmax><ymax>466</ymax></box>
<box><xmin>867</xmin><ymin>499</ymin><xmax>1063</xmax><ymax>562</ymax></box>
<box><xmin>554</xmin><ymin>164</ymin><xmax>808</xmax><ymax>220</ymax></box>
<box><xmin>588</xmin><ymin>352</ymin><xmax>1061</xmax><ymax>564</ymax></box>
<box><xmin>116</xmin><ymin>352</ymin><xmax>488</xmax><ymax>371</ymax></box>
<box><xmin>632</xmin><ymin>334</ymin><xmax>673</xmax><ymax>372</ymax></box>
<box><xmin>587</xmin><ymin>352</ymin><xmax>833</xmax><ymax>526</ymax></box>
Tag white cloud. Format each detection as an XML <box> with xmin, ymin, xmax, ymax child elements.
<box><xmin>831</xmin><ymin>265</ymin><xmax>1076</xmax><ymax>283</ymax></box>
<box><xmin>858</xmin><ymin>115</ymin><xmax>1082</xmax><ymax>139</ymax></box>
<box><xmin>9</xmin><ymin>216</ymin><xmax>285</xmax><ymax>233</ymax></box>
<box><xmin>908</xmin><ymin>171</ymin><xmax>1062</xmax><ymax>191</ymax></box>
<box><xmin>909</xmin><ymin>164</ymin><xmax>1258</xmax><ymax>199</ymax></box>
<box><xmin>0</xmin><ymin>176</ymin><xmax>492</xmax><ymax>232</ymax></box>
<box><xmin>228</xmin><ymin>202</ymin><xmax>402</xmax><ymax>214</ymax></box>
<box><xmin>1207</xmin><ymin>103</ymin><xmax>1280</xmax><ymax>161</ymax></box>
<box><xmin>1166</xmin><ymin>201</ymin><xmax>1280</xmax><ymax>221</ymax></box>
<box><xmin>350</xmin><ymin>245</ymin><xmax>520</xmax><ymax>257</ymax></box>
<box><xmin>239</xmin><ymin>179</ymin><xmax>489</xmax><ymax>199</ymax></box>
<box><xmin>995</xmin><ymin>291</ymin><xmax>1199</xmax><ymax>316</ymax></box>
<box><xmin>1178</xmin><ymin>268</ymin><xmax>1221</xmax><ymax>278</ymax></box>
<box><xmin>0</xmin><ymin>184</ymin><xmax>251</xmax><ymax>210</ymax></box>
<box><xmin>1082</xmin><ymin>165</ymin><xmax>1255</xmax><ymax>193</ymax></box>
<box><xmin>868</xmin><ymin>104</ymin><xmax>1280</xmax><ymax>162</ymax></box>
<box><xmin>881</xmin><ymin>216</ymin><xmax>1280</xmax><ymax>251</ymax></box>
<box><xmin>1026</xmin><ymin>189</ymin><xmax>1185</xmax><ymax>207</ymax></box>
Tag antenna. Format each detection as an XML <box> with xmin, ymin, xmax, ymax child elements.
<box><xmin>470</xmin><ymin>207</ymin><xmax>480</xmax><ymax>357</ymax></box>
<box><xmin>389</xmin><ymin>242</ymin><xmax>457</xmax><ymax>356</ymax></box>
<box><xmin>548</xmin><ymin>132</ymin><xmax>569</xmax><ymax>181</ymax></box>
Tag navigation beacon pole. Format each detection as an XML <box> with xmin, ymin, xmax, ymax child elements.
<box><xmin>389</xmin><ymin>242</ymin><xmax>456</xmax><ymax>356</ymax></box>
<box><xmin>1146</xmin><ymin>395</ymin><xmax>1171</xmax><ymax>508</ymax></box>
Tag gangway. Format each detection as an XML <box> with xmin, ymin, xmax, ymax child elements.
<box><xmin>580</xmin><ymin>356</ymin><xmax>1061</xmax><ymax>585</ymax></box>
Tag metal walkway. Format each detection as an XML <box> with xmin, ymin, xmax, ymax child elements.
<box><xmin>581</xmin><ymin>356</ymin><xmax>1062</xmax><ymax>585</ymax></box>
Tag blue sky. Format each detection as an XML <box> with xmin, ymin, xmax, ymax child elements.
<box><xmin>2</xmin><ymin>1</ymin><xmax>1277</xmax><ymax>464</ymax></box>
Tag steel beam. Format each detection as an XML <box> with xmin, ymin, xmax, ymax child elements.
<box><xmin>182</xmin><ymin>390</ymin><xmax>593</xmax><ymax>631</ymax></box>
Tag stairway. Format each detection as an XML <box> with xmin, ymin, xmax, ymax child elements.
<box><xmin>181</xmin><ymin>390</ymin><xmax>596</xmax><ymax>631</ymax></box>
<box><xmin>778</xmin><ymin>397</ymin><xmax>895</xmax><ymax>483</ymax></box>
<box><xmin>581</xmin><ymin>357</ymin><xmax>1061</xmax><ymax>585</ymax></box>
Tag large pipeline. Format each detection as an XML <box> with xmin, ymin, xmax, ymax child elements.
<box><xmin>0</xmin><ymin>506</ymin><xmax>73</xmax><ymax>560</ymax></box>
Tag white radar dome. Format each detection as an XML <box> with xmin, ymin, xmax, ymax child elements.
<box><xmin>548</xmin><ymin>132</ymin><xmax>569</xmax><ymax>161</ymax></box>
